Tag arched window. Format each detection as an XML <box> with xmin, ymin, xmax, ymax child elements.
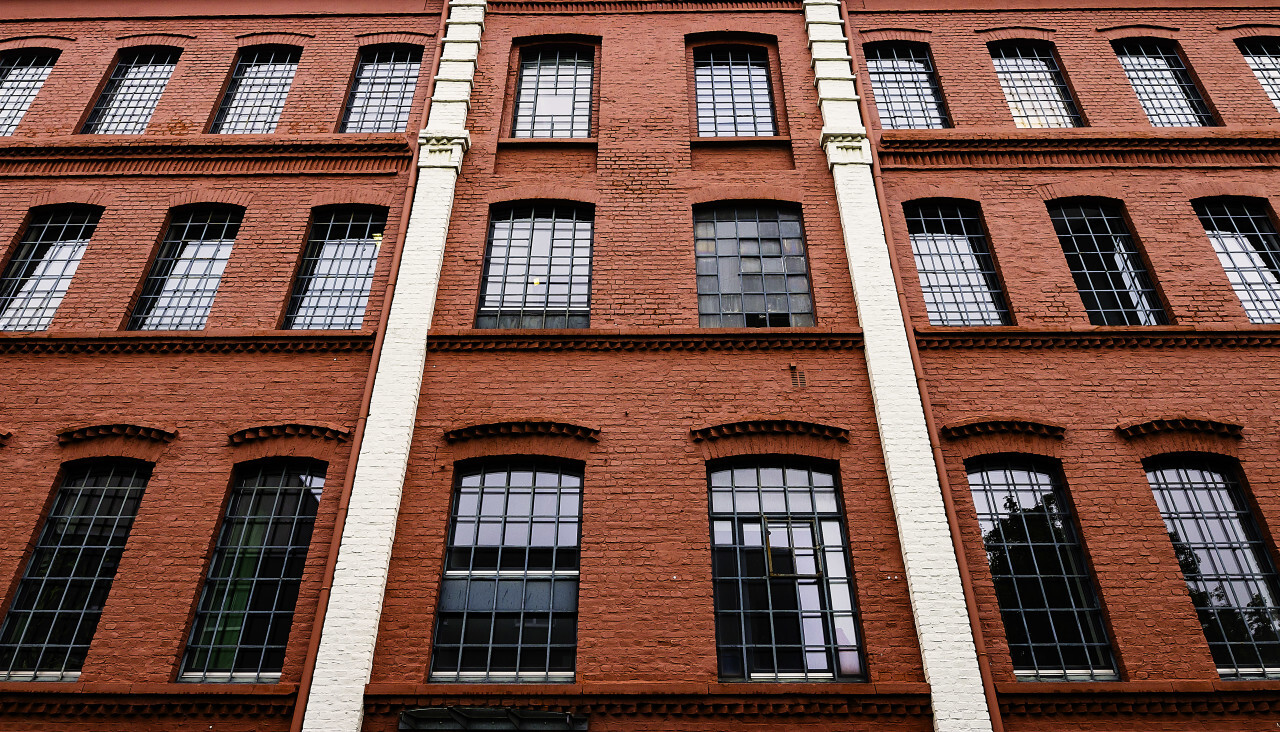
<box><xmin>1194</xmin><ymin>196</ymin><xmax>1280</xmax><ymax>324</ymax></box>
<box><xmin>285</xmin><ymin>205</ymin><xmax>386</xmax><ymax>330</ymax></box>
<box><xmin>211</xmin><ymin>45</ymin><xmax>301</xmax><ymax>134</ymax></box>
<box><xmin>1145</xmin><ymin>456</ymin><xmax>1280</xmax><ymax>678</ymax></box>
<box><xmin>904</xmin><ymin>199</ymin><xmax>1010</xmax><ymax>326</ymax></box>
<box><xmin>82</xmin><ymin>46</ymin><xmax>181</xmax><ymax>134</ymax></box>
<box><xmin>708</xmin><ymin>460</ymin><xmax>863</xmax><ymax>680</ymax></box>
<box><xmin>863</xmin><ymin>41</ymin><xmax>948</xmax><ymax>130</ymax></box>
<box><xmin>1112</xmin><ymin>38</ymin><xmax>1214</xmax><ymax>127</ymax></box>
<box><xmin>1238</xmin><ymin>36</ymin><xmax>1280</xmax><ymax>113</ymax></box>
<box><xmin>0</xmin><ymin>48</ymin><xmax>59</xmax><ymax>135</ymax></box>
<box><xmin>340</xmin><ymin>45</ymin><xmax>422</xmax><ymax>133</ymax></box>
<box><xmin>0</xmin><ymin>458</ymin><xmax>151</xmax><ymax>681</ymax></box>
<box><xmin>430</xmin><ymin>459</ymin><xmax>583</xmax><ymax>682</ymax></box>
<box><xmin>0</xmin><ymin>204</ymin><xmax>102</xmax><ymax>331</ymax></box>
<box><xmin>180</xmin><ymin>457</ymin><xmax>326</xmax><ymax>682</ymax></box>
<box><xmin>477</xmin><ymin>202</ymin><xmax>593</xmax><ymax>329</ymax></box>
<box><xmin>965</xmin><ymin>456</ymin><xmax>1117</xmax><ymax>680</ymax></box>
<box><xmin>988</xmin><ymin>39</ymin><xmax>1081</xmax><ymax>128</ymax></box>
<box><xmin>128</xmin><ymin>204</ymin><xmax>243</xmax><ymax>331</ymax></box>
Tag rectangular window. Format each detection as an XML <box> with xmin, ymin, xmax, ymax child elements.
<box><xmin>693</xmin><ymin>45</ymin><xmax>777</xmax><ymax>137</ymax></box>
<box><xmin>1048</xmin><ymin>200</ymin><xmax>1167</xmax><ymax>326</ymax></box>
<box><xmin>695</xmin><ymin>204</ymin><xmax>815</xmax><ymax>328</ymax></box>
<box><xmin>0</xmin><ymin>206</ymin><xmax>100</xmax><ymax>331</ymax></box>
<box><xmin>1146</xmin><ymin>460</ymin><xmax>1280</xmax><ymax>679</ymax></box>
<box><xmin>863</xmin><ymin>42</ymin><xmax>949</xmax><ymax>130</ymax></box>
<box><xmin>989</xmin><ymin>41</ymin><xmax>1081</xmax><ymax>128</ymax></box>
<box><xmin>82</xmin><ymin>47</ymin><xmax>179</xmax><ymax>134</ymax></box>
<box><xmin>905</xmin><ymin>200</ymin><xmax>1010</xmax><ymax>326</ymax></box>
<box><xmin>0</xmin><ymin>49</ymin><xmax>58</xmax><ymax>136</ymax></box>
<box><xmin>967</xmin><ymin>458</ymin><xmax>1117</xmax><ymax>680</ymax></box>
<box><xmin>709</xmin><ymin>463</ymin><xmax>863</xmax><ymax>681</ymax></box>
<box><xmin>340</xmin><ymin>45</ymin><xmax>422</xmax><ymax>133</ymax></box>
<box><xmin>512</xmin><ymin>47</ymin><xmax>593</xmax><ymax>138</ymax></box>
<box><xmin>285</xmin><ymin>208</ymin><xmax>385</xmax><ymax>330</ymax></box>
<box><xmin>1113</xmin><ymin>38</ymin><xmax>1214</xmax><ymax>127</ymax></box>
<box><xmin>477</xmin><ymin>203</ymin><xmax>592</xmax><ymax>329</ymax></box>
<box><xmin>128</xmin><ymin>206</ymin><xmax>241</xmax><ymax>331</ymax></box>
<box><xmin>1238</xmin><ymin>37</ymin><xmax>1280</xmax><ymax>113</ymax></box>
<box><xmin>1195</xmin><ymin>198</ymin><xmax>1280</xmax><ymax>324</ymax></box>
<box><xmin>0</xmin><ymin>460</ymin><xmax>150</xmax><ymax>681</ymax></box>
<box><xmin>181</xmin><ymin>459</ymin><xmax>324</xmax><ymax>682</ymax></box>
<box><xmin>211</xmin><ymin>46</ymin><xmax>300</xmax><ymax>134</ymax></box>
<box><xmin>430</xmin><ymin>462</ymin><xmax>582</xmax><ymax>682</ymax></box>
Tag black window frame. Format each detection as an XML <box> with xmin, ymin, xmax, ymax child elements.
<box><xmin>862</xmin><ymin>41</ymin><xmax>950</xmax><ymax>130</ymax></box>
<box><xmin>210</xmin><ymin>44</ymin><xmax>301</xmax><ymax>135</ymax></box>
<box><xmin>81</xmin><ymin>46</ymin><xmax>181</xmax><ymax>135</ymax></box>
<box><xmin>0</xmin><ymin>204</ymin><xmax>102</xmax><ymax>331</ymax></box>
<box><xmin>0</xmin><ymin>47</ymin><xmax>60</xmax><ymax>136</ymax></box>
<box><xmin>340</xmin><ymin>44</ymin><xmax>423</xmax><ymax>134</ymax></box>
<box><xmin>987</xmin><ymin>39</ymin><xmax>1083</xmax><ymax>129</ymax></box>
<box><xmin>1112</xmin><ymin>37</ymin><xmax>1215</xmax><ymax>127</ymax></box>
<box><xmin>1238</xmin><ymin>36</ymin><xmax>1280</xmax><ymax>114</ymax></box>
<box><xmin>691</xmin><ymin>42</ymin><xmax>779</xmax><ymax>137</ymax></box>
<box><xmin>127</xmin><ymin>203</ymin><xmax>243</xmax><ymax>331</ymax></box>
<box><xmin>284</xmin><ymin>205</ymin><xmax>386</xmax><ymax>330</ymax></box>
<box><xmin>1194</xmin><ymin>196</ymin><xmax>1280</xmax><ymax>324</ymax></box>
<box><xmin>510</xmin><ymin>44</ymin><xmax>595</xmax><ymax>139</ymax></box>
<box><xmin>903</xmin><ymin>198</ymin><xmax>1011</xmax><ymax>326</ymax></box>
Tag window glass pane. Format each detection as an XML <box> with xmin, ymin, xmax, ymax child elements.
<box><xmin>0</xmin><ymin>206</ymin><xmax>100</xmax><ymax>331</ymax></box>
<box><xmin>989</xmin><ymin>41</ymin><xmax>1081</xmax><ymax>128</ymax></box>
<box><xmin>709</xmin><ymin>462</ymin><xmax>863</xmax><ymax>681</ymax></box>
<box><xmin>1146</xmin><ymin>460</ymin><xmax>1280</xmax><ymax>678</ymax></box>
<box><xmin>905</xmin><ymin>200</ymin><xmax>1009</xmax><ymax>326</ymax></box>
<box><xmin>128</xmin><ymin>206</ymin><xmax>241</xmax><ymax>331</ymax></box>
<box><xmin>1239</xmin><ymin>37</ymin><xmax>1280</xmax><ymax>113</ymax></box>
<box><xmin>82</xmin><ymin>47</ymin><xmax>180</xmax><ymax>134</ymax></box>
<box><xmin>0</xmin><ymin>460</ymin><xmax>150</xmax><ymax>681</ymax></box>
<box><xmin>180</xmin><ymin>458</ymin><xmax>324</xmax><ymax>682</ymax></box>
<box><xmin>0</xmin><ymin>49</ymin><xmax>58</xmax><ymax>136</ymax></box>
<box><xmin>694</xmin><ymin>45</ymin><xmax>776</xmax><ymax>137</ymax></box>
<box><xmin>512</xmin><ymin>47</ymin><xmax>592</xmax><ymax>138</ymax></box>
<box><xmin>966</xmin><ymin>458</ymin><xmax>1117</xmax><ymax>680</ymax></box>
<box><xmin>211</xmin><ymin>46</ymin><xmax>300</xmax><ymax>134</ymax></box>
<box><xmin>1047</xmin><ymin>200</ymin><xmax>1167</xmax><ymax>326</ymax></box>
<box><xmin>1195</xmin><ymin>197</ymin><xmax>1280</xmax><ymax>324</ymax></box>
<box><xmin>694</xmin><ymin>204</ymin><xmax>815</xmax><ymax>328</ymax></box>
<box><xmin>341</xmin><ymin>45</ymin><xmax>422</xmax><ymax>133</ymax></box>
<box><xmin>431</xmin><ymin>461</ymin><xmax>582</xmax><ymax>682</ymax></box>
<box><xmin>1113</xmin><ymin>38</ymin><xmax>1213</xmax><ymax>127</ymax></box>
<box><xmin>285</xmin><ymin>207</ymin><xmax>385</xmax><ymax>330</ymax></box>
<box><xmin>864</xmin><ymin>42</ymin><xmax>948</xmax><ymax>130</ymax></box>
<box><xmin>477</xmin><ymin>203</ymin><xmax>592</xmax><ymax>329</ymax></box>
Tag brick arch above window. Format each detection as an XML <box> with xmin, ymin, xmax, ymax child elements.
<box><xmin>485</xmin><ymin>187</ymin><xmax>599</xmax><ymax>206</ymax></box>
<box><xmin>974</xmin><ymin>26</ymin><xmax>1057</xmax><ymax>42</ymax></box>
<box><xmin>115</xmin><ymin>33</ymin><xmax>194</xmax><ymax>48</ymax></box>
<box><xmin>443</xmin><ymin>421</ymin><xmax>601</xmax><ymax>463</ymax></box>
<box><xmin>27</xmin><ymin>187</ymin><xmax>114</xmax><ymax>209</ymax></box>
<box><xmin>353</xmin><ymin>32</ymin><xmax>435</xmax><ymax>46</ymax></box>
<box><xmin>1221</xmin><ymin>24</ymin><xmax>1280</xmax><ymax>39</ymax></box>
<box><xmin>856</xmin><ymin>28</ymin><xmax>932</xmax><ymax>45</ymax></box>
<box><xmin>309</xmin><ymin>190</ymin><xmax>396</xmax><ymax>209</ymax></box>
<box><xmin>166</xmin><ymin>189</ymin><xmax>253</xmax><ymax>210</ymax></box>
<box><xmin>0</xmin><ymin>36</ymin><xmax>74</xmax><ymax>51</ymax></box>
<box><xmin>234</xmin><ymin>32</ymin><xmax>313</xmax><ymax>48</ymax></box>
<box><xmin>689</xmin><ymin>187</ymin><xmax>798</xmax><ymax>206</ymax></box>
<box><xmin>1097</xmin><ymin>24</ymin><xmax>1180</xmax><ymax>40</ymax></box>
<box><xmin>892</xmin><ymin>184</ymin><xmax>986</xmax><ymax>204</ymax></box>
<box><xmin>1185</xmin><ymin>184</ymin><xmax>1274</xmax><ymax>201</ymax></box>
<box><xmin>228</xmin><ymin>423</ymin><xmax>350</xmax><ymax>463</ymax></box>
<box><xmin>54</xmin><ymin>426</ymin><xmax>174</xmax><ymax>463</ymax></box>
<box><xmin>1034</xmin><ymin>182</ymin><xmax>1129</xmax><ymax>202</ymax></box>
<box><xmin>943</xmin><ymin>420</ymin><xmax>1066</xmax><ymax>462</ymax></box>
<box><xmin>1117</xmin><ymin>418</ymin><xmax>1245</xmax><ymax>460</ymax></box>
<box><xmin>692</xmin><ymin>418</ymin><xmax>849</xmax><ymax>462</ymax></box>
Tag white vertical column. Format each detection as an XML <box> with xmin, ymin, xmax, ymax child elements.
<box><xmin>300</xmin><ymin>2</ymin><xmax>484</xmax><ymax>730</ymax></box>
<box><xmin>802</xmin><ymin>2</ymin><xmax>994</xmax><ymax>731</ymax></box>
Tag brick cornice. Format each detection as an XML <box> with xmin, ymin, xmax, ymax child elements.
<box><xmin>0</xmin><ymin>686</ymin><xmax>294</xmax><ymax>719</ymax></box>
<box><xmin>426</xmin><ymin>330</ymin><xmax>863</xmax><ymax>352</ymax></box>
<box><xmin>444</xmin><ymin>421</ymin><xmax>600</xmax><ymax>444</ymax></box>
<box><xmin>489</xmin><ymin>0</ymin><xmax>799</xmax><ymax>11</ymax></box>
<box><xmin>57</xmin><ymin>423</ymin><xmax>177</xmax><ymax>445</ymax></box>
<box><xmin>0</xmin><ymin>333</ymin><xmax>374</xmax><ymax>355</ymax></box>
<box><xmin>1117</xmin><ymin>418</ymin><xmax>1244</xmax><ymax>441</ymax></box>
<box><xmin>940</xmin><ymin>419</ymin><xmax>1065</xmax><ymax>441</ymax></box>
<box><xmin>916</xmin><ymin>329</ymin><xmax>1280</xmax><ymax>350</ymax></box>
<box><xmin>229</xmin><ymin>423</ymin><xmax>352</xmax><ymax>445</ymax></box>
<box><xmin>691</xmin><ymin>419</ymin><xmax>850</xmax><ymax>443</ymax></box>
<box><xmin>997</xmin><ymin>683</ymin><xmax>1280</xmax><ymax>717</ymax></box>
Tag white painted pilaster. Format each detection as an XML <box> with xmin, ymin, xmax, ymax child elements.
<box><xmin>802</xmin><ymin>2</ymin><xmax>994</xmax><ymax>730</ymax></box>
<box><xmin>300</xmin><ymin>2</ymin><xmax>483</xmax><ymax>729</ymax></box>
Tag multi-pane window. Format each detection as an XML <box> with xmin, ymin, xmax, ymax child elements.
<box><xmin>181</xmin><ymin>459</ymin><xmax>324</xmax><ymax>682</ymax></box>
<box><xmin>1194</xmin><ymin>197</ymin><xmax>1280</xmax><ymax>324</ymax></box>
<box><xmin>694</xmin><ymin>204</ymin><xmax>815</xmax><ymax>328</ymax></box>
<box><xmin>966</xmin><ymin>458</ymin><xmax>1117</xmax><ymax>680</ymax></box>
<box><xmin>1113</xmin><ymin>38</ymin><xmax>1214</xmax><ymax>127</ymax></box>
<box><xmin>693</xmin><ymin>45</ymin><xmax>777</xmax><ymax>136</ymax></box>
<box><xmin>340</xmin><ymin>45</ymin><xmax>422</xmax><ymax>133</ymax></box>
<box><xmin>0</xmin><ymin>49</ymin><xmax>59</xmax><ymax>136</ymax></box>
<box><xmin>863</xmin><ymin>42</ymin><xmax>949</xmax><ymax>130</ymax></box>
<box><xmin>1146</xmin><ymin>459</ymin><xmax>1280</xmax><ymax>679</ymax></box>
<box><xmin>709</xmin><ymin>462</ymin><xmax>863</xmax><ymax>681</ymax></box>
<box><xmin>1238</xmin><ymin>37</ymin><xmax>1280</xmax><ymax>113</ymax></box>
<box><xmin>211</xmin><ymin>46</ymin><xmax>300</xmax><ymax>134</ymax></box>
<box><xmin>904</xmin><ymin>200</ymin><xmax>1010</xmax><ymax>326</ymax></box>
<box><xmin>0</xmin><ymin>206</ymin><xmax>101</xmax><ymax>331</ymax></box>
<box><xmin>285</xmin><ymin>207</ymin><xmax>385</xmax><ymax>330</ymax></box>
<box><xmin>477</xmin><ymin>203</ymin><xmax>592</xmax><ymax>329</ymax></box>
<box><xmin>128</xmin><ymin>205</ymin><xmax>241</xmax><ymax>331</ymax></box>
<box><xmin>431</xmin><ymin>461</ymin><xmax>582</xmax><ymax>682</ymax></box>
<box><xmin>512</xmin><ymin>47</ymin><xmax>593</xmax><ymax>138</ymax></box>
<box><xmin>1047</xmin><ymin>199</ymin><xmax>1167</xmax><ymax>326</ymax></box>
<box><xmin>82</xmin><ymin>46</ymin><xmax>180</xmax><ymax>134</ymax></box>
<box><xmin>989</xmin><ymin>40</ymin><xmax>1082</xmax><ymax>128</ymax></box>
<box><xmin>0</xmin><ymin>459</ymin><xmax>150</xmax><ymax>681</ymax></box>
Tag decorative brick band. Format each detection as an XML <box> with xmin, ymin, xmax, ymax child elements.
<box><xmin>1116</xmin><ymin>418</ymin><xmax>1244</xmax><ymax>441</ymax></box>
<box><xmin>229</xmin><ymin>423</ymin><xmax>352</xmax><ymax>446</ymax></box>
<box><xmin>0</xmin><ymin>691</ymin><xmax>293</xmax><ymax>719</ymax></box>
<box><xmin>444</xmin><ymin>421</ymin><xmax>601</xmax><ymax>444</ymax></box>
<box><xmin>490</xmin><ymin>0</ymin><xmax>800</xmax><ymax>13</ymax></box>
<box><xmin>0</xmin><ymin>334</ymin><xmax>374</xmax><ymax>356</ymax></box>
<box><xmin>916</xmin><ymin>330</ymin><xmax>1280</xmax><ymax>350</ymax></box>
<box><xmin>57</xmin><ymin>423</ymin><xmax>177</xmax><ymax>445</ymax></box>
<box><xmin>940</xmin><ymin>420</ymin><xmax>1066</xmax><ymax>441</ymax></box>
<box><xmin>691</xmin><ymin>419</ymin><xmax>850</xmax><ymax>444</ymax></box>
<box><xmin>426</xmin><ymin>332</ymin><xmax>863</xmax><ymax>353</ymax></box>
<box><xmin>998</xmin><ymin>687</ymin><xmax>1278</xmax><ymax>717</ymax></box>
<box><xmin>367</xmin><ymin>693</ymin><xmax>929</xmax><ymax>719</ymax></box>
